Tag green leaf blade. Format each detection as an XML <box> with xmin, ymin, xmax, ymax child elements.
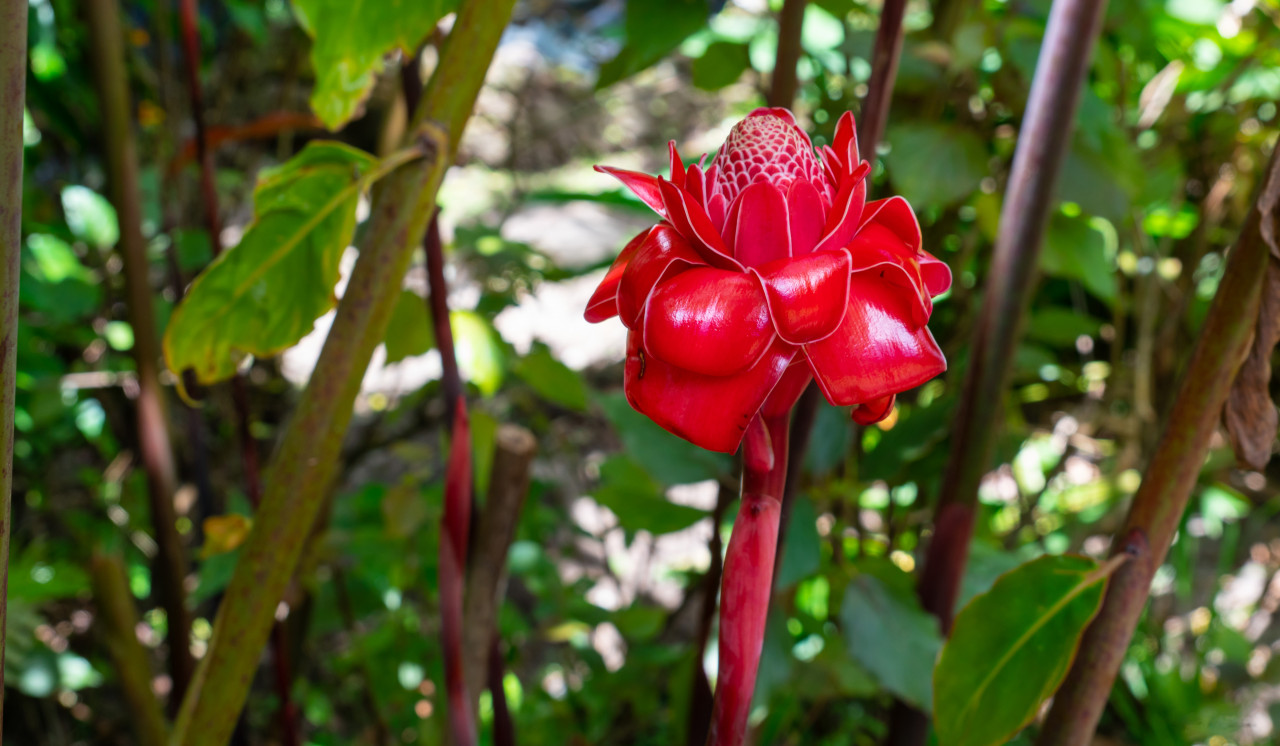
<box><xmin>840</xmin><ymin>571</ymin><xmax>942</xmax><ymax>711</ymax></box>
<box><xmin>934</xmin><ymin>554</ymin><xmax>1114</xmax><ymax>746</ymax></box>
<box><xmin>164</xmin><ymin>142</ymin><xmax>377</xmax><ymax>389</ymax></box>
<box><xmin>293</xmin><ymin>0</ymin><xmax>458</xmax><ymax>129</ymax></box>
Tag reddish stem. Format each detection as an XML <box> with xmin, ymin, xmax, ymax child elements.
<box><xmin>425</xmin><ymin>213</ymin><xmax>464</xmax><ymax>422</ymax></box>
<box><xmin>708</xmin><ymin>414</ymin><xmax>790</xmax><ymax>746</ymax></box>
<box><xmin>441</xmin><ymin>398</ymin><xmax>475</xmax><ymax>746</ymax></box>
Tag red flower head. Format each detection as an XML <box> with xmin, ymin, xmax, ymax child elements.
<box><xmin>585</xmin><ymin>107</ymin><xmax>951</xmax><ymax>453</ymax></box>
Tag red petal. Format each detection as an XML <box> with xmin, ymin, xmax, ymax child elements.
<box><xmin>804</xmin><ymin>275</ymin><xmax>946</xmax><ymax>406</ymax></box>
<box><xmin>728</xmin><ymin>182</ymin><xmax>792</xmax><ymax>267</ymax></box>
<box><xmin>813</xmin><ymin>164</ymin><xmax>869</xmax><ymax>254</ymax></box>
<box><xmin>754</xmin><ymin>249</ymin><xmax>852</xmax><ymax>345</ymax></box>
<box><xmin>846</xmin><ymin>223</ymin><xmax>932</xmax><ymax>326</ymax></box>
<box><xmin>831</xmin><ymin>111</ymin><xmax>860</xmax><ymax>176</ymax></box>
<box><xmin>919</xmin><ymin>249</ymin><xmax>952</xmax><ymax>297</ymax></box>
<box><xmin>760</xmin><ymin>360</ymin><xmax>812</xmax><ymax>418</ymax></box>
<box><xmin>707</xmin><ymin>193</ymin><xmax>728</xmax><ymax>234</ymax></box>
<box><xmin>668</xmin><ymin>142</ymin><xmax>686</xmax><ymax>187</ymax></box>
<box><xmin>747</xmin><ymin>106</ymin><xmax>799</xmax><ymax>127</ymax></box>
<box><xmin>863</xmin><ymin>196</ymin><xmax>921</xmax><ymax>252</ymax></box>
<box><xmin>617</xmin><ymin>224</ymin><xmax>705</xmax><ymax>328</ymax></box>
<box><xmin>585</xmin><ymin>230</ymin><xmax>650</xmax><ymax>323</ymax></box>
<box><xmin>787</xmin><ymin>180</ymin><xmax>826</xmax><ymax>257</ymax></box>
<box><xmin>851</xmin><ymin>394</ymin><xmax>895</xmax><ymax>425</ymax></box>
<box><xmin>685</xmin><ymin>163</ymin><xmax>707</xmax><ymax>208</ymax></box>
<box><xmin>596</xmin><ymin>165</ymin><xmax>666</xmax><ymax>216</ymax></box>
<box><xmin>642</xmin><ymin>268</ymin><xmax>775</xmax><ymax>377</ymax></box>
<box><xmin>659</xmin><ymin>179</ymin><xmax>740</xmax><ymax>271</ymax></box>
<box><xmin>624</xmin><ymin>333</ymin><xmax>797</xmax><ymax>453</ymax></box>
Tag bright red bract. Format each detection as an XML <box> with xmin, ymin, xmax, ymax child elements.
<box><xmin>585</xmin><ymin>107</ymin><xmax>952</xmax><ymax>453</ymax></box>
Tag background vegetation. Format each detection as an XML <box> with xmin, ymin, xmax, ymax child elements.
<box><xmin>7</xmin><ymin>0</ymin><xmax>1280</xmax><ymax>743</ymax></box>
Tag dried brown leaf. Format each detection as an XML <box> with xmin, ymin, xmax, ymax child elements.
<box><xmin>1224</xmin><ymin>161</ymin><xmax>1280</xmax><ymax>469</ymax></box>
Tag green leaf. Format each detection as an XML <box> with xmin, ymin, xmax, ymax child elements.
<box><xmin>164</xmin><ymin>142</ymin><xmax>378</xmax><ymax>389</ymax></box>
<box><xmin>60</xmin><ymin>186</ymin><xmax>118</xmax><ymax>248</ymax></box>
<box><xmin>514</xmin><ymin>346</ymin><xmax>588</xmax><ymax>411</ymax></box>
<box><xmin>840</xmin><ymin>571</ymin><xmax>942</xmax><ymax>710</ymax></box>
<box><xmin>25</xmin><ymin>234</ymin><xmax>89</xmax><ymax>283</ymax></box>
<box><xmin>383</xmin><ymin>290</ymin><xmax>434</xmax><ymax>364</ymax></box>
<box><xmin>1042</xmin><ymin>213</ymin><xmax>1116</xmax><ymax>302</ymax></box>
<box><xmin>691</xmin><ymin>40</ymin><xmax>751</xmax><ymax>91</ymax></box>
<box><xmin>597</xmin><ymin>392</ymin><xmax>728</xmax><ymax>485</ymax></box>
<box><xmin>292</xmin><ymin>0</ymin><xmax>458</xmax><ymax>129</ymax></box>
<box><xmin>934</xmin><ymin>554</ymin><xmax>1119</xmax><ymax>746</ymax></box>
<box><xmin>883</xmin><ymin>123</ymin><xmax>988</xmax><ymax>207</ymax></box>
<box><xmin>597</xmin><ymin>0</ymin><xmax>710</xmax><ymax>88</ymax></box>
<box><xmin>452</xmin><ymin>310</ymin><xmax>505</xmax><ymax>396</ymax></box>
<box><xmin>590</xmin><ymin>456</ymin><xmax>708</xmax><ymax>535</ymax></box>
<box><xmin>1026</xmin><ymin>308</ymin><xmax>1103</xmax><ymax>347</ymax></box>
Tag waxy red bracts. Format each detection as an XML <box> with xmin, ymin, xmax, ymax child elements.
<box><xmin>585</xmin><ymin>108</ymin><xmax>951</xmax><ymax>452</ymax></box>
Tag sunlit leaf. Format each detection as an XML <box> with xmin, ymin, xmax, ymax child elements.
<box><xmin>384</xmin><ymin>290</ymin><xmax>434</xmax><ymax>364</ymax></box>
<box><xmin>934</xmin><ymin>554</ymin><xmax>1119</xmax><ymax>746</ymax></box>
<box><xmin>452</xmin><ymin>310</ymin><xmax>505</xmax><ymax>396</ymax></box>
<box><xmin>202</xmin><ymin>514</ymin><xmax>254</xmax><ymax>558</ymax></box>
<box><xmin>292</xmin><ymin>0</ymin><xmax>458</xmax><ymax>129</ymax></box>
<box><xmin>60</xmin><ymin>186</ymin><xmax>118</xmax><ymax>249</ymax></box>
<box><xmin>164</xmin><ymin>142</ymin><xmax>378</xmax><ymax>391</ymax></box>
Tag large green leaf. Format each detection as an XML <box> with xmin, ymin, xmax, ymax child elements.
<box><xmin>840</xmin><ymin>571</ymin><xmax>942</xmax><ymax>710</ymax></box>
<box><xmin>691</xmin><ymin>40</ymin><xmax>751</xmax><ymax>91</ymax></box>
<box><xmin>164</xmin><ymin>142</ymin><xmax>378</xmax><ymax>390</ymax></box>
<box><xmin>293</xmin><ymin>0</ymin><xmax>457</xmax><ymax>129</ymax></box>
<box><xmin>934</xmin><ymin>554</ymin><xmax>1119</xmax><ymax>746</ymax></box>
<box><xmin>590</xmin><ymin>456</ymin><xmax>708</xmax><ymax>536</ymax></box>
<box><xmin>597</xmin><ymin>0</ymin><xmax>710</xmax><ymax>88</ymax></box>
<box><xmin>883</xmin><ymin>123</ymin><xmax>989</xmax><ymax>208</ymax></box>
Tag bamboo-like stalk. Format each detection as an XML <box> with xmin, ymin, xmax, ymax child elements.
<box><xmin>90</xmin><ymin>552</ymin><xmax>170</xmax><ymax>746</ymax></box>
<box><xmin>1037</xmin><ymin>147</ymin><xmax>1280</xmax><ymax>746</ymax></box>
<box><xmin>81</xmin><ymin>0</ymin><xmax>195</xmax><ymax>702</ymax></box>
<box><xmin>169</xmin><ymin>2</ymin><xmax>517</xmax><ymax>742</ymax></box>
<box><xmin>890</xmin><ymin>0</ymin><xmax>1108</xmax><ymax>740</ymax></box>
<box><xmin>915</xmin><ymin>0</ymin><xmax>1108</xmax><ymax>633</ymax></box>
<box><xmin>766</xmin><ymin>0</ymin><xmax>807</xmax><ymax>108</ymax></box>
<box><xmin>0</xmin><ymin>2</ymin><xmax>26</xmax><ymax>738</ymax></box>
<box><xmin>173</xmin><ymin>2</ymin><xmax>300</xmax><ymax>741</ymax></box>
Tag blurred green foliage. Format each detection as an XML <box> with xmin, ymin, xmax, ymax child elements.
<box><xmin>8</xmin><ymin>0</ymin><xmax>1280</xmax><ymax>743</ymax></box>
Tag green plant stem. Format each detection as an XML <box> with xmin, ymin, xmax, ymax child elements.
<box><xmin>1037</xmin><ymin>147</ymin><xmax>1280</xmax><ymax>746</ymax></box>
<box><xmin>766</xmin><ymin>0</ymin><xmax>806</xmax><ymax>108</ymax></box>
<box><xmin>90</xmin><ymin>551</ymin><xmax>170</xmax><ymax>746</ymax></box>
<box><xmin>81</xmin><ymin>0</ymin><xmax>195</xmax><ymax>704</ymax></box>
<box><xmin>173</xmin><ymin>2</ymin><xmax>300</xmax><ymax>741</ymax></box>
<box><xmin>0</xmin><ymin>2</ymin><xmax>25</xmax><ymax>739</ymax></box>
<box><xmin>169</xmin><ymin>1</ymin><xmax>516</xmax><ymax>742</ymax></box>
<box><xmin>914</xmin><ymin>0</ymin><xmax>1109</xmax><ymax>630</ymax></box>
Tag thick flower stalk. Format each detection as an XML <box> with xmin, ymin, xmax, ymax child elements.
<box><xmin>584</xmin><ymin>108</ymin><xmax>950</xmax><ymax>744</ymax></box>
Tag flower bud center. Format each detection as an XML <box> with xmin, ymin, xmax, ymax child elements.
<box><xmin>715</xmin><ymin>114</ymin><xmax>825</xmax><ymax>204</ymax></box>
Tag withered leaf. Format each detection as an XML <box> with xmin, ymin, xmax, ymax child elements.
<box><xmin>1224</xmin><ymin>160</ymin><xmax>1280</xmax><ymax>470</ymax></box>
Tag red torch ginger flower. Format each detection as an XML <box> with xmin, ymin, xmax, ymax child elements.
<box><xmin>585</xmin><ymin>107</ymin><xmax>951</xmax><ymax>452</ymax></box>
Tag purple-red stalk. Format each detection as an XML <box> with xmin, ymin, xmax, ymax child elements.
<box><xmin>175</xmin><ymin>3</ymin><xmax>299</xmax><ymax>741</ymax></box>
<box><xmin>440</xmin><ymin>398</ymin><xmax>475</xmax><ymax>746</ymax></box>
<box><xmin>707</xmin><ymin>413</ymin><xmax>790</xmax><ymax>746</ymax></box>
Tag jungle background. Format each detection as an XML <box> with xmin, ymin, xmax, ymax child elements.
<box><xmin>9</xmin><ymin>0</ymin><xmax>1280</xmax><ymax>744</ymax></box>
